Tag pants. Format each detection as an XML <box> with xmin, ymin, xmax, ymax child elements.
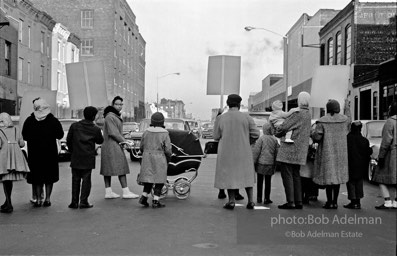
<box><xmin>257</xmin><ymin>174</ymin><xmax>272</xmax><ymax>200</ymax></box>
<box><xmin>143</xmin><ymin>183</ymin><xmax>164</xmax><ymax>197</ymax></box>
<box><xmin>346</xmin><ymin>179</ymin><xmax>364</xmax><ymax>200</ymax></box>
<box><xmin>301</xmin><ymin>177</ymin><xmax>319</xmax><ymax>199</ymax></box>
<box><xmin>279</xmin><ymin>163</ymin><xmax>302</xmax><ymax>204</ymax></box>
<box><xmin>71</xmin><ymin>168</ymin><xmax>92</xmax><ymax>204</ymax></box>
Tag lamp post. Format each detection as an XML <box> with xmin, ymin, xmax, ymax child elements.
<box><xmin>244</xmin><ymin>26</ymin><xmax>289</xmax><ymax>111</ymax></box>
<box><xmin>156</xmin><ymin>72</ymin><xmax>180</xmax><ymax>111</ymax></box>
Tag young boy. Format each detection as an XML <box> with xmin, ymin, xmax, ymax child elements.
<box><xmin>344</xmin><ymin>121</ymin><xmax>372</xmax><ymax>209</ymax></box>
<box><xmin>269</xmin><ymin>100</ymin><xmax>299</xmax><ymax>143</ymax></box>
<box><xmin>252</xmin><ymin>122</ymin><xmax>279</xmax><ymax>204</ymax></box>
<box><xmin>67</xmin><ymin>106</ymin><xmax>104</xmax><ymax>209</ymax></box>
<box><xmin>138</xmin><ymin>112</ymin><xmax>172</xmax><ymax>208</ymax></box>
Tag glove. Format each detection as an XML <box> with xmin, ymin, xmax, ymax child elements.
<box><xmin>378</xmin><ymin>158</ymin><xmax>385</xmax><ymax>168</ymax></box>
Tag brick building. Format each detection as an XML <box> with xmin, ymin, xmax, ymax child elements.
<box><xmin>319</xmin><ymin>0</ymin><xmax>396</xmax><ymax>120</ymax></box>
<box><xmin>0</xmin><ymin>8</ymin><xmax>18</xmax><ymax>114</ymax></box>
<box><xmin>159</xmin><ymin>98</ymin><xmax>185</xmax><ymax>119</ymax></box>
<box><xmin>30</xmin><ymin>0</ymin><xmax>146</xmax><ymax>121</ymax></box>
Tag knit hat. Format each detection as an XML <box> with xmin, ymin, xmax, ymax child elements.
<box><xmin>226</xmin><ymin>94</ymin><xmax>242</xmax><ymax>107</ymax></box>
<box><xmin>350</xmin><ymin>121</ymin><xmax>362</xmax><ymax>133</ymax></box>
<box><xmin>272</xmin><ymin>100</ymin><xmax>283</xmax><ymax>111</ymax></box>
<box><xmin>151</xmin><ymin>112</ymin><xmax>165</xmax><ymax>128</ymax></box>
<box><xmin>326</xmin><ymin>99</ymin><xmax>340</xmax><ymax>114</ymax></box>
<box><xmin>83</xmin><ymin>106</ymin><xmax>98</xmax><ymax>121</ymax></box>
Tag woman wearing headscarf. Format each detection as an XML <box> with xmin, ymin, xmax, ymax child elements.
<box><xmin>213</xmin><ymin>94</ymin><xmax>259</xmax><ymax>210</ymax></box>
<box><xmin>0</xmin><ymin>112</ymin><xmax>30</xmax><ymax>213</ymax></box>
<box><xmin>22</xmin><ymin>98</ymin><xmax>64</xmax><ymax>207</ymax></box>
<box><xmin>274</xmin><ymin>91</ymin><xmax>312</xmax><ymax>210</ymax></box>
<box><xmin>100</xmin><ymin>96</ymin><xmax>138</xmax><ymax>199</ymax></box>
<box><xmin>373</xmin><ymin>101</ymin><xmax>397</xmax><ymax>209</ymax></box>
<box><xmin>311</xmin><ymin>99</ymin><xmax>350</xmax><ymax>209</ymax></box>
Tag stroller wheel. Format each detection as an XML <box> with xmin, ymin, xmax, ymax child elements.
<box><xmin>173</xmin><ymin>178</ymin><xmax>191</xmax><ymax>200</ymax></box>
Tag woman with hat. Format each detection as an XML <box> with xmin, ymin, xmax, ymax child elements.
<box><xmin>100</xmin><ymin>96</ymin><xmax>139</xmax><ymax>199</ymax></box>
<box><xmin>312</xmin><ymin>98</ymin><xmax>351</xmax><ymax>209</ymax></box>
<box><xmin>213</xmin><ymin>94</ymin><xmax>260</xmax><ymax>210</ymax></box>
<box><xmin>22</xmin><ymin>98</ymin><xmax>64</xmax><ymax>207</ymax></box>
<box><xmin>137</xmin><ymin>112</ymin><xmax>172</xmax><ymax>208</ymax></box>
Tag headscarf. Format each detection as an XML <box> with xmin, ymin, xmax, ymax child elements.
<box><xmin>33</xmin><ymin>98</ymin><xmax>51</xmax><ymax>121</ymax></box>
<box><xmin>0</xmin><ymin>112</ymin><xmax>13</xmax><ymax>127</ymax></box>
<box><xmin>297</xmin><ymin>91</ymin><xmax>311</xmax><ymax>108</ymax></box>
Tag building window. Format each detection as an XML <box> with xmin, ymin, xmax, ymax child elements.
<box><xmin>327</xmin><ymin>38</ymin><xmax>334</xmax><ymax>65</ymax></box>
<box><xmin>18</xmin><ymin>19</ymin><xmax>23</xmax><ymax>42</ymax></box>
<box><xmin>57</xmin><ymin>41</ymin><xmax>61</xmax><ymax>60</ymax></box>
<box><xmin>81</xmin><ymin>10</ymin><xmax>93</xmax><ymax>28</ymax></box>
<box><xmin>373</xmin><ymin>91</ymin><xmax>378</xmax><ymax>120</ymax></box>
<box><xmin>335</xmin><ymin>32</ymin><xmax>341</xmax><ymax>65</ymax></box>
<box><xmin>28</xmin><ymin>26</ymin><xmax>31</xmax><ymax>48</ymax></box>
<box><xmin>81</xmin><ymin>39</ymin><xmax>94</xmax><ymax>55</ymax></box>
<box><xmin>40</xmin><ymin>31</ymin><xmax>45</xmax><ymax>53</ymax></box>
<box><xmin>5</xmin><ymin>41</ymin><xmax>11</xmax><ymax>76</ymax></box>
<box><xmin>71</xmin><ymin>47</ymin><xmax>75</xmax><ymax>63</ymax></box>
<box><xmin>27</xmin><ymin>61</ymin><xmax>31</xmax><ymax>83</ymax></box>
<box><xmin>18</xmin><ymin>58</ymin><xmax>23</xmax><ymax>81</ymax></box>
<box><xmin>40</xmin><ymin>65</ymin><xmax>44</xmax><ymax>86</ymax></box>
<box><xmin>345</xmin><ymin>25</ymin><xmax>351</xmax><ymax>65</ymax></box>
<box><xmin>47</xmin><ymin>35</ymin><xmax>50</xmax><ymax>57</ymax></box>
<box><xmin>57</xmin><ymin>71</ymin><xmax>61</xmax><ymax>91</ymax></box>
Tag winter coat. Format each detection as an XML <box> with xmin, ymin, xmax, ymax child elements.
<box><xmin>252</xmin><ymin>135</ymin><xmax>278</xmax><ymax>166</ymax></box>
<box><xmin>22</xmin><ymin>113</ymin><xmax>64</xmax><ymax>184</ymax></box>
<box><xmin>213</xmin><ymin>109</ymin><xmax>259</xmax><ymax>189</ymax></box>
<box><xmin>372</xmin><ymin>115</ymin><xmax>396</xmax><ymax>185</ymax></box>
<box><xmin>100</xmin><ymin>107</ymin><xmax>130</xmax><ymax>176</ymax></box>
<box><xmin>347</xmin><ymin>131</ymin><xmax>372</xmax><ymax>180</ymax></box>
<box><xmin>138</xmin><ymin>127</ymin><xmax>172</xmax><ymax>184</ymax></box>
<box><xmin>311</xmin><ymin>113</ymin><xmax>349</xmax><ymax>185</ymax></box>
<box><xmin>274</xmin><ymin>106</ymin><xmax>312</xmax><ymax>165</ymax></box>
<box><xmin>67</xmin><ymin>119</ymin><xmax>104</xmax><ymax>170</ymax></box>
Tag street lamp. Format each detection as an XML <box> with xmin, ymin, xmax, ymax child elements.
<box><xmin>244</xmin><ymin>26</ymin><xmax>289</xmax><ymax>110</ymax></box>
<box><xmin>157</xmin><ymin>72</ymin><xmax>180</xmax><ymax>111</ymax></box>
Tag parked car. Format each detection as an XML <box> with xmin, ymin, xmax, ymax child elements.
<box><xmin>184</xmin><ymin>119</ymin><xmax>201</xmax><ymax>138</ymax></box>
<box><xmin>360</xmin><ymin>120</ymin><xmax>386</xmax><ymax>182</ymax></box>
<box><xmin>123</xmin><ymin>122</ymin><xmax>139</xmax><ymax>139</ymax></box>
<box><xmin>125</xmin><ymin>118</ymin><xmax>190</xmax><ymax>161</ymax></box>
<box><xmin>58</xmin><ymin>119</ymin><xmax>80</xmax><ymax>161</ymax></box>
<box><xmin>201</xmin><ymin>122</ymin><xmax>214</xmax><ymax>139</ymax></box>
<box><xmin>248</xmin><ymin>111</ymin><xmax>271</xmax><ymax>136</ymax></box>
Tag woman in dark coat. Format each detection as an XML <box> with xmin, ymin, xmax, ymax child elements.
<box><xmin>344</xmin><ymin>121</ymin><xmax>372</xmax><ymax>209</ymax></box>
<box><xmin>22</xmin><ymin>98</ymin><xmax>64</xmax><ymax>207</ymax></box>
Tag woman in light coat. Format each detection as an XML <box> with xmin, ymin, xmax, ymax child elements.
<box><xmin>214</xmin><ymin>94</ymin><xmax>259</xmax><ymax>210</ymax></box>
<box><xmin>100</xmin><ymin>96</ymin><xmax>138</xmax><ymax>199</ymax></box>
<box><xmin>373</xmin><ymin>101</ymin><xmax>397</xmax><ymax>209</ymax></box>
<box><xmin>312</xmin><ymin>99</ymin><xmax>350</xmax><ymax>209</ymax></box>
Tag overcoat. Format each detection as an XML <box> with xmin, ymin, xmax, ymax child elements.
<box><xmin>213</xmin><ymin>109</ymin><xmax>259</xmax><ymax>189</ymax></box>
<box><xmin>311</xmin><ymin>113</ymin><xmax>349</xmax><ymax>185</ymax></box>
<box><xmin>100</xmin><ymin>107</ymin><xmax>129</xmax><ymax>176</ymax></box>
<box><xmin>372</xmin><ymin>115</ymin><xmax>396</xmax><ymax>185</ymax></box>
<box><xmin>138</xmin><ymin>127</ymin><xmax>172</xmax><ymax>184</ymax></box>
<box><xmin>347</xmin><ymin>130</ymin><xmax>372</xmax><ymax>180</ymax></box>
<box><xmin>0</xmin><ymin>126</ymin><xmax>29</xmax><ymax>174</ymax></box>
<box><xmin>22</xmin><ymin>113</ymin><xmax>64</xmax><ymax>184</ymax></box>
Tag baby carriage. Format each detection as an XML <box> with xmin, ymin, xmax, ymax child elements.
<box><xmin>124</xmin><ymin>129</ymin><xmax>204</xmax><ymax>199</ymax></box>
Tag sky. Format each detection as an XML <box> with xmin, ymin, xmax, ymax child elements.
<box><xmin>127</xmin><ymin>0</ymin><xmax>353</xmax><ymax>120</ymax></box>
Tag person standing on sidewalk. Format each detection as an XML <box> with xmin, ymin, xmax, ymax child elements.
<box><xmin>213</xmin><ymin>94</ymin><xmax>259</xmax><ymax>210</ymax></box>
<box><xmin>274</xmin><ymin>91</ymin><xmax>312</xmax><ymax>210</ymax></box>
<box><xmin>344</xmin><ymin>121</ymin><xmax>372</xmax><ymax>209</ymax></box>
<box><xmin>138</xmin><ymin>112</ymin><xmax>172</xmax><ymax>208</ymax></box>
<box><xmin>100</xmin><ymin>96</ymin><xmax>138</xmax><ymax>199</ymax></box>
<box><xmin>373</xmin><ymin>101</ymin><xmax>397</xmax><ymax>210</ymax></box>
<box><xmin>67</xmin><ymin>106</ymin><xmax>104</xmax><ymax>209</ymax></box>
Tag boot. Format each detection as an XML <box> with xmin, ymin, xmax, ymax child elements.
<box><xmin>139</xmin><ymin>195</ymin><xmax>149</xmax><ymax>207</ymax></box>
<box><xmin>152</xmin><ymin>200</ymin><xmax>165</xmax><ymax>208</ymax></box>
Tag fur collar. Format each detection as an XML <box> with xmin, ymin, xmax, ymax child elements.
<box><xmin>104</xmin><ymin>106</ymin><xmax>121</xmax><ymax>118</ymax></box>
<box><xmin>146</xmin><ymin>127</ymin><xmax>168</xmax><ymax>133</ymax></box>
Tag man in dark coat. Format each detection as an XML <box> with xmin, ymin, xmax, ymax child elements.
<box><xmin>67</xmin><ymin>106</ymin><xmax>104</xmax><ymax>209</ymax></box>
<box><xmin>344</xmin><ymin>121</ymin><xmax>372</xmax><ymax>209</ymax></box>
<box><xmin>22</xmin><ymin>98</ymin><xmax>64</xmax><ymax>207</ymax></box>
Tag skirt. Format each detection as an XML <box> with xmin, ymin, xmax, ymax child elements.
<box><xmin>0</xmin><ymin>170</ymin><xmax>27</xmax><ymax>182</ymax></box>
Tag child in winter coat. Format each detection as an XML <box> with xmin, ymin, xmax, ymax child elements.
<box><xmin>344</xmin><ymin>121</ymin><xmax>372</xmax><ymax>209</ymax></box>
<box><xmin>269</xmin><ymin>100</ymin><xmax>299</xmax><ymax>143</ymax></box>
<box><xmin>138</xmin><ymin>112</ymin><xmax>172</xmax><ymax>208</ymax></box>
<box><xmin>252</xmin><ymin>122</ymin><xmax>279</xmax><ymax>204</ymax></box>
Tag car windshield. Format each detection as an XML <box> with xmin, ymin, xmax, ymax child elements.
<box><xmin>123</xmin><ymin>123</ymin><xmax>138</xmax><ymax>131</ymax></box>
<box><xmin>365</xmin><ymin>121</ymin><xmax>384</xmax><ymax>138</ymax></box>
<box><xmin>187</xmin><ymin>121</ymin><xmax>198</xmax><ymax>128</ymax></box>
<box><xmin>202</xmin><ymin>123</ymin><xmax>213</xmax><ymax>129</ymax></box>
<box><xmin>139</xmin><ymin>119</ymin><xmax>185</xmax><ymax>131</ymax></box>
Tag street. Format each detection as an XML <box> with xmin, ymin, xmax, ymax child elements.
<box><xmin>0</xmin><ymin>139</ymin><xmax>396</xmax><ymax>256</ymax></box>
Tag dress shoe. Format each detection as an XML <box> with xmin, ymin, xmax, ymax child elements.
<box><xmin>0</xmin><ymin>206</ymin><xmax>13</xmax><ymax>213</ymax></box>
<box><xmin>278</xmin><ymin>203</ymin><xmax>295</xmax><ymax>209</ymax></box>
<box><xmin>33</xmin><ymin>201</ymin><xmax>42</xmax><ymax>207</ymax></box>
<box><xmin>322</xmin><ymin>202</ymin><xmax>333</xmax><ymax>209</ymax></box>
<box><xmin>235</xmin><ymin>194</ymin><xmax>245</xmax><ymax>201</ymax></box>
<box><xmin>295</xmin><ymin>204</ymin><xmax>303</xmax><ymax>209</ymax></box>
<box><xmin>139</xmin><ymin>196</ymin><xmax>149</xmax><ymax>207</ymax></box>
<box><xmin>217</xmin><ymin>191</ymin><xmax>227</xmax><ymax>199</ymax></box>
<box><xmin>223</xmin><ymin>202</ymin><xmax>235</xmax><ymax>210</ymax></box>
<box><xmin>343</xmin><ymin>203</ymin><xmax>360</xmax><ymax>209</ymax></box>
<box><xmin>79</xmin><ymin>203</ymin><xmax>94</xmax><ymax>209</ymax></box>
<box><xmin>42</xmin><ymin>201</ymin><xmax>51</xmax><ymax>207</ymax></box>
<box><xmin>331</xmin><ymin>204</ymin><xmax>338</xmax><ymax>209</ymax></box>
<box><xmin>1</xmin><ymin>202</ymin><xmax>7</xmax><ymax>210</ymax></box>
<box><xmin>263</xmin><ymin>199</ymin><xmax>273</xmax><ymax>205</ymax></box>
<box><xmin>152</xmin><ymin>200</ymin><xmax>165</xmax><ymax>208</ymax></box>
<box><xmin>246</xmin><ymin>202</ymin><xmax>255</xmax><ymax>209</ymax></box>
<box><xmin>375</xmin><ymin>203</ymin><xmax>392</xmax><ymax>210</ymax></box>
<box><xmin>68</xmin><ymin>203</ymin><xmax>79</xmax><ymax>209</ymax></box>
